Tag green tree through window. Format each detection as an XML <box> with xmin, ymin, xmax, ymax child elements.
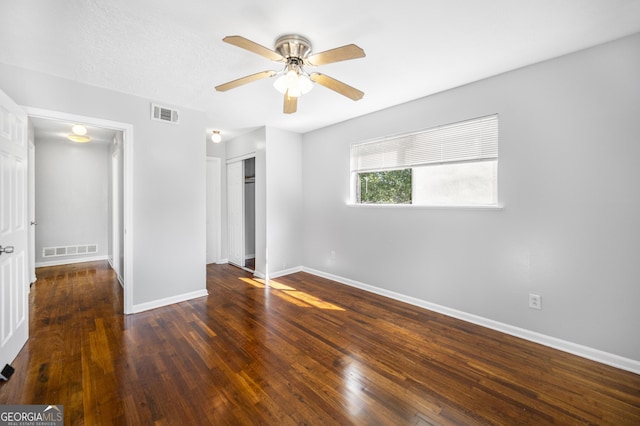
<box><xmin>358</xmin><ymin>169</ymin><xmax>412</xmax><ymax>204</ymax></box>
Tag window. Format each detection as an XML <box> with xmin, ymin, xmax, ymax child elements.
<box><xmin>350</xmin><ymin>114</ymin><xmax>498</xmax><ymax>206</ymax></box>
<box><xmin>358</xmin><ymin>169</ymin><xmax>412</xmax><ymax>204</ymax></box>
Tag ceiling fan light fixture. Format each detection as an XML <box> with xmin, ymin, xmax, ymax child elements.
<box><xmin>273</xmin><ymin>68</ymin><xmax>313</xmax><ymax>98</ymax></box>
<box><xmin>217</xmin><ymin>33</ymin><xmax>365</xmax><ymax>114</ymax></box>
<box><xmin>273</xmin><ymin>69</ymin><xmax>296</xmax><ymax>94</ymax></box>
<box><xmin>211</xmin><ymin>130</ymin><xmax>222</xmax><ymax>143</ymax></box>
<box><xmin>298</xmin><ymin>73</ymin><xmax>313</xmax><ymax>94</ymax></box>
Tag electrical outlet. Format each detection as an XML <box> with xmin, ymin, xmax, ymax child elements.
<box><xmin>528</xmin><ymin>293</ymin><xmax>541</xmax><ymax>310</ymax></box>
<box><xmin>330</xmin><ymin>250</ymin><xmax>336</xmax><ymax>260</ymax></box>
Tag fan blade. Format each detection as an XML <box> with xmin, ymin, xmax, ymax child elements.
<box><xmin>215</xmin><ymin>70</ymin><xmax>277</xmax><ymax>92</ymax></box>
<box><xmin>283</xmin><ymin>91</ymin><xmax>297</xmax><ymax>114</ymax></box>
<box><xmin>223</xmin><ymin>35</ymin><xmax>284</xmax><ymax>62</ymax></box>
<box><xmin>306</xmin><ymin>44</ymin><xmax>365</xmax><ymax>66</ymax></box>
<box><xmin>310</xmin><ymin>73</ymin><xmax>364</xmax><ymax>101</ymax></box>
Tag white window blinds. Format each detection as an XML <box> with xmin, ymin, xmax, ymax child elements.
<box><xmin>350</xmin><ymin>114</ymin><xmax>498</xmax><ymax>173</ymax></box>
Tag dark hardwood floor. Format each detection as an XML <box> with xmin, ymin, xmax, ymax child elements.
<box><xmin>1</xmin><ymin>261</ymin><xmax>639</xmax><ymax>425</ymax></box>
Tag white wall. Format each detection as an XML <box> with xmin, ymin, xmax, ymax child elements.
<box><xmin>206</xmin><ymin>139</ymin><xmax>227</xmax><ymax>261</ymax></box>
<box><xmin>0</xmin><ymin>63</ymin><xmax>208</xmax><ymax>310</ymax></box>
<box><xmin>222</xmin><ymin>127</ymin><xmax>302</xmax><ymax>278</ymax></box>
<box><xmin>302</xmin><ymin>33</ymin><xmax>640</xmax><ymax>363</ymax></box>
<box><xmin>34</xmin><ymin>138</ymin><xmax>109</xmax><ymax>264</ymax></box>
<box><xmin>266</xmin><ymin>127</ymin><xmax>302</xmax><ymax>277</ymax></box>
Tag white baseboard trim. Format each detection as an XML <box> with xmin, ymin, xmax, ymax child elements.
<box><xmin>106</xmin><ymin>258</ymin><xmax>124</xmax><ymax>288</ymax></box>
<box><xmin>302</xmin><ymin>267</ymin><xmax>640</xmax><ymax>375</ymax></box>
<box><xmin>36</xmin><ymin>255</ymin><xmax>108</xmax><ymax>268</ymax></box>
<box><xmin>132</xmin><ymin>289</ymin><xmax>209</xmax><ymax>314</ymax></box>
<box><xmin>269</xmin><ymin>266</ymin><xmax>303</xmax><ymax>279</ymax></box>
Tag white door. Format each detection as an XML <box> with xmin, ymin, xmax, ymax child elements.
<box><xmin>227</xmin><ymin>160</ymin><xmax>244</xmax><ymax>267</ymax></box>
<box><xmin>111</xmin><ymin>150</ymin><xmax>121</xmax><ymax>279</ymax></box>
<box><xmin>206</xmin><ymin>157</ymin><xmax>221</xmax><ymax>264</ymax></box>
<box><xmin>0</xmin><ymin>89</ymin><xmax>29</xmax><ymax>370</ymax></box>
<box><xmin>28</xmin><ymin>128</ymin><xmax>36</xmax><ymax>284</ymax></box>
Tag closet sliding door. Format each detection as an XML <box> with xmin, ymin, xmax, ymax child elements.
<box><xmin>226</xmin><ymin>160</ymin><xmax>244</xmax><ymax>267</ymax></box>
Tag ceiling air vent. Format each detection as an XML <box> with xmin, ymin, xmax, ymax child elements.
<box><xmin>151</xmin><ymin>103</ymin><xmax>179</xmax><ymax>124</ymax></box>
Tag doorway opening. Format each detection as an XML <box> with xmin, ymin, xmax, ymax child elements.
<box><xmin>244</xmin><ymin>157</ymin><xmax>256</xmax><ymax>271</ymax></box>
<box><xmin>25</xmin><ymin>107</ymin><xmax>133</xmax><ymax>313</ymax></box>
<box><xmin>227</xmin><ymin>155</ymin><xmax>256</xmax><ymax>273</ymax></box>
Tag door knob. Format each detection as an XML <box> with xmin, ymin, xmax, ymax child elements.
<box><xmin>0</xmin><ymin>246</ymin><xmax>14</xmax><ymax>256</ymax></box>
<box><xmin>30</xmin><ymin>221</ymin><xmax>37</xmax><ymax>226</ymax></box>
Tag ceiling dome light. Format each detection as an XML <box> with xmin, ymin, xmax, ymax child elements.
<box><xmin>71</xmin><ymin>124</ymin><xmax>87</xmax><ymax>136</ymax></box>
<box><xmin>211</xmin><ymin>130</ymin><xmax>222</xmax><ymax>143</ymax></box>
<box><xmin>67</xmin><ymin>134</ymin><xmax>91</xmax><ymax>143</ymax></box>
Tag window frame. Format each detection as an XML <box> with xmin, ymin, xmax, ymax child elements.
<box><xmin>349</xmin><ymin>114</ymin><xmax>500</xmax><ymax>208</ymax></box>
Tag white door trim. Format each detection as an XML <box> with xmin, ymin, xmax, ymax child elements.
<box><xmin>206</xmin><ymin>156</ymin><xmax>221</xmax><ymax>264</ymax></box>
<box><xmin>226</xmin><ymin>159</ymin><xmax>244</xmax><ymax>268</ymax></box>
<box><xmin>27</xmin><ymin>130</ymin><xmax>36</xmax><ymax>284</ymax></box>
<box><xmin>24</xmin><ymin>107</ymin><xmax>135</xmax><ymax>314</ymax></box>
<box><xmin>226</xmin><ymin>152</ymin><xmax>256</xmax><ymax>164</ymax></box>
<box><xmin>111</xmin><ymin>149</ymin><xmax>122</xmax><ymax>283</ymax></box>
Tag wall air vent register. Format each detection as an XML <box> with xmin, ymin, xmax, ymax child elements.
<box><xmin>151</xmin><ymin>103</ymin><xmax>179</xmax><ymax>124</ymax></box>
<box><xmin>42</xmin><ymin>244</ymin><xmax>98</xmax><ymax>258</ymax></box>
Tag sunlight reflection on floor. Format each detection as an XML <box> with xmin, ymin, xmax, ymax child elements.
<box><xmin>238</xmin><ymin>277</ymin><xmax>345</xmax><ymax>311</ymax></box>
<box><xmin>344</xmin><ymin>362</ymin><xmax>366</xmax><ymax>416</ymax></box>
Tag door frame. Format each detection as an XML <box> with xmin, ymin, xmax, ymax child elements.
<box><xmin>226</xmin><ymin>159</ymin><xmax>245</xmax><ymax>269</ymax></box>
<box><xmin>206</xmin><ymin>156</ymin><xmax>221</xmax><ymax>265</ymax></box>
<box><xmin>226</xmin><ymin>153</ymin><xmax>256</xmax><ymax>273</ymax></box>
<box><xmin>111</xmin><ymin>149</ymin><xmax>122</xmax><ymax>284</ymax></box>
<box><xmin>25</xmin><ymin>107</ymin><xmax>135</xmax><ymax>314</ymax></box>
<box><xmin>28</xmin><ymin>127</ymin><xmax>36</xmax><ymax>284</ymax></box>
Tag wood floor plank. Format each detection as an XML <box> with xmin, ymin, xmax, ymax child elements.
<box><xmin>0</xmin><ymin>261</ymin><xmax>639</xmax><ymax>425</ymax></box>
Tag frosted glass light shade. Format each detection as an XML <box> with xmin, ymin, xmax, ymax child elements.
<box><xmin>274</xmin><ymin>69</ymin><xmax>313</xmax><ymax>98</ymax></box>
<box><xmin>298</xmin><ymin>74</ymin><xmax>313</xmax><ymax>95</ymax></box>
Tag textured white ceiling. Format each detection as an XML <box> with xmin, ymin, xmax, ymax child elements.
<box><xmin>2</xmin><ymin>0</ymin><xmax>640</xmax><ymax>138</ymax></box>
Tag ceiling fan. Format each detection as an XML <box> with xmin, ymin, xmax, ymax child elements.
<box><xmin>215</xmin><ymin>34</ymin><xmax>365</xmax><ymax>114</ymax></box>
